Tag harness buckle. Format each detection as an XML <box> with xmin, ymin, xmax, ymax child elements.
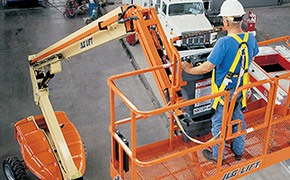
<box><xmin>223</xmin><ymin>77</ymin><xmax>232</xmax><ymax>86</ymax></box>
<box><xmin>238</xmin><ymin>41</ymin><xmax>248</xmax><ymax>48</ymax></box>
<box><xmin>226</xmin><ymin>72</ymin><xmax>234</xmax><ymax>78</ymax></box>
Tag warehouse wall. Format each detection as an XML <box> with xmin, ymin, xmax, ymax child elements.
<box><xmin>211</xmin><ymin>0</ymin><xmax>288</xmax><ymax>12</ymax></box>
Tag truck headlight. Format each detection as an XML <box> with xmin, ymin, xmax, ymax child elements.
<box><xmin>212</xmin><ymin>34</ymin><xmax>217</xmax><ymax>41</ymax></box>
<box><xmin>170</xmin><ymin>28</ymin><xmax>174</xmax><ymax>35</ymax></box>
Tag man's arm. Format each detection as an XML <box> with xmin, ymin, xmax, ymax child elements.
<box><xmin>181</xmin><ymin>60</ymin><xmax>215</xmax><ymax>75</ymax></box>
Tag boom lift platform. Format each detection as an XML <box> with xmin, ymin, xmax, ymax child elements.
<box><xmin>2</xmin><ymin>3</ymin><xmax>289</xmax><ymax>180</ymax></box>
<box><xmin>109</xmin><ymin>34</ymin><xmax>290</xmax><ymax>179</ymax></box>
<box><xmin>107</xmin><ymin>17</ymin><xmax>290</xmax><ymax>180</ymax></box>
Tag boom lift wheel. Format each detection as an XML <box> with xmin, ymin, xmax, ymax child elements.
<box><xmin>3</xmin><ymin>156</ymin><xmax>27</xmax><ymax>180</ymax></box>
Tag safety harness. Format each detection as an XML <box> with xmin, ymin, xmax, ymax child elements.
<box><xmin>211</xmin><ymin>33</ymin><xmax>249</xmax><ymax>111</ymax></box>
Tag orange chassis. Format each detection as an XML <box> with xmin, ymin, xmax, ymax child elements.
<box><xmin>14</xmin><ymin>111</ymin><xmax>86</xmax><ymax>179</ymax></box>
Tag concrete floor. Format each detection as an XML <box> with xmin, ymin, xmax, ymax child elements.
<box><xmin>0</xmin><ymin>0</ymin><xmax>289</xmax><ymax>179</ymax></box>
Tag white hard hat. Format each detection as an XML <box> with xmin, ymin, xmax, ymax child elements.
<box><xmin>218</xmin><ymin>0</ymin><xmax>245</xmax><ymax>17</ymax></box>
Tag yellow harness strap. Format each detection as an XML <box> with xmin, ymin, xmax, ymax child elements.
<box><xmin>212</xmin><ymin>33</ymin><xmax>249</xmax><ymax>110</ymax></box>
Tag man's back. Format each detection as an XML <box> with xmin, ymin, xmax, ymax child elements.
<box><xmin>208</xmin><ymin>33</ymin><xmax>259</xmax><ymax>88</ymax></box>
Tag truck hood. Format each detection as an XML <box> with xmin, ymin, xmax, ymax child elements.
<box><xmin>167</xmin><ymin>15</ymin><xmax>213</xmax><ymax>33</ymax></box>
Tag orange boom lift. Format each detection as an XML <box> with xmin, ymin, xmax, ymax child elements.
<box><xmin>2</xmin><ymin>3</ymin><xmax>290</xmax><ymax>180</ymax></box>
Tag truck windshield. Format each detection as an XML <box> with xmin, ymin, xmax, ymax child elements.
<box><xmin>168</xmin><ymin>2</ymin><xmax>204</xmax><ymax>16</ymax></box>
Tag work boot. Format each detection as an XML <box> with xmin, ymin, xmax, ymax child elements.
<box><xmin>202</xmin><ymin>149</ymin><xmax>224</xmax><ymax>165</ymax></box>
<box><xmin>230</xmin><ymin>143</ymin><xmax>242</xmax><ymax>161</ymax></box>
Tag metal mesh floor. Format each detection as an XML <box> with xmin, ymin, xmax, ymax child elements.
<box><xmin>119</xmin><ymin>109</ymin><xmax>290</xmax><ymax>179</ymax></box>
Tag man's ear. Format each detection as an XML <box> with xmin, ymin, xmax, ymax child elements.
<box><xmin>224</xmin><ymin>19</ymin><xmax>229</xmax><ymax>27</ymax></box>
<box><xmin>222</xmin><ymin>18</ymin><xmax>228</xmax><ymax>27</ymax></box>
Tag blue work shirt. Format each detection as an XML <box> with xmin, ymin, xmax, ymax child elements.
<box><xmin>208</xmin><ymin>33</ymin><xmax>259</xmax><ymax>89</ymax></box>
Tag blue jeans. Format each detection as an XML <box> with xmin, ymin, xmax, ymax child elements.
<box><xmin>88</xmin><ymin>2</ymin><xmax>97</xmax><ymax>16</ymax></box>
<box><xmin>211</xmin><ymin>91</ymin><xmax>246</xmax><ymax>159</ymax></box>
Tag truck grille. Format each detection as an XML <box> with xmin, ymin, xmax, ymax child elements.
<box><xmin>182</xmin><ymin>34</ymin><xmax>210</xmax><ymax>46</ymax></box>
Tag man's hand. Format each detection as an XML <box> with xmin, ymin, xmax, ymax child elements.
<box><xmin>181</xmin><ymin>60</ymin><xmax>215</xmax><ymax>75</ymax></box>
<box><xmin>181</xmin><ymin>61</ymin><xmax>193</xmax><ymax>74</ymax></box>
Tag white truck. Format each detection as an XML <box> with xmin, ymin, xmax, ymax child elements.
<box><xmin>123</xmin><ymin>0</ymin><xmax>218</xmax><ymax>49</ymax></box>
<box><xmin>155</xmin><ymin>0</ymin><xmax>217</xmax><ymax>49</ymax></box>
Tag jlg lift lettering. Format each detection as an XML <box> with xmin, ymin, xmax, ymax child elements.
<box><xmin>80</xmin><ymin>37</ymin><xmax>93</xmax><ymax>49</ymax></box>
<box><xmin>221</xmin><ymin>160</ymin><xmax>261</xmax><ymax>180</ymax></box>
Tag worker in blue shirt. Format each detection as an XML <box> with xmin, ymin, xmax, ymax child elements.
<box><xmin>182</xmin><ymin>0</ymin><xmax>259</xmax><ymax>163</ymax></box>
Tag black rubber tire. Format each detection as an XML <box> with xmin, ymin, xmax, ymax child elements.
<box><xmin>3</xmin><ymin>156</ymin><xmax>27</xmax><ymax>180</ymax></box>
